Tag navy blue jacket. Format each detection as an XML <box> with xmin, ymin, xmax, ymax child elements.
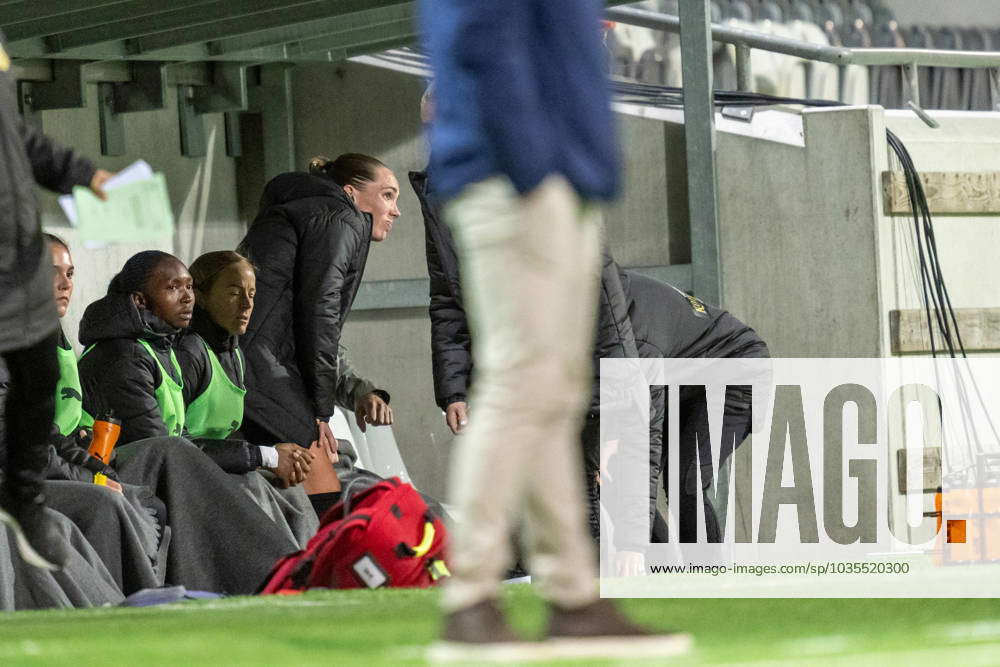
<box><xmin>420</xmin><ymin>0</ymin><xmax>620</xmax><ymax>200</ymax></box>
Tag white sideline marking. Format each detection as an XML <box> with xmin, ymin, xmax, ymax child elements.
<box><xmin>729</xmin><ymin>641</ymin><xmax>1000</xmax><ymax>666</ymax></box>
<box><xmin>428</xmin><ymin>633</ymin><xmax>693</xmax><ymax>663</ymax></box>
<box><xmin>780</xmin><ymin>635</ymin><xmax>854</xmax><ymax>656</ymax></box>
<box><xmin>940</xmin><ymin>620</ymin><xmax>1000</xmax><ymax>643</ymax></box>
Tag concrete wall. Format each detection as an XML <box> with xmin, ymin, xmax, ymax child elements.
<box><xmin>35</xmin><ymin>83</ymin><xmax>241</xmax><ymax>351</ymax></box>
<box><xmin>717</xmin><ymin>106</ymin><xmax>886</xmax><ymax>358</ymax></box>
<box><xmin>37</xmin><ymin>60</ymin><xmax>999</xmax><ymax>514</ymax></box>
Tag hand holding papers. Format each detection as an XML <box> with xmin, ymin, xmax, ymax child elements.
<box><xmin>60</xmin><ymin>160</ymin><xmax>174</xmax><ymax>243</ymax></box>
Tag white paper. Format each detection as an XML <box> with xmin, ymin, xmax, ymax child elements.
<box><xmin>59</xmin><ymin>159</ymin><xmax>156</xmax><ymax>225</ymax></box>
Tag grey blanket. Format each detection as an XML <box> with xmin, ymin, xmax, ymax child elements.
<box><xmin>113</xmin><ymin>437</ymin><xmax>303</xmax><ymax>594</ymax></box>
<box><xmin>237</xmin><ymin>472</ymin><xmax>318</xmax><ymax>548</ymax></box>
<box><xmin>0</xmin><ymin>508</ymin><xmax>123</xmax><ymax>610</ymax></box>
<box><xmin>45</xmin><ymin>480</ymin><xmax>165</xmax><ymax>595</ymax></box>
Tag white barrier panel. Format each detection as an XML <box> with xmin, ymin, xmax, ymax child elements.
<box><xmin>600</xmin><ymin>357</ymin><xmax>1000</xmax><ymax>597</ymax></box>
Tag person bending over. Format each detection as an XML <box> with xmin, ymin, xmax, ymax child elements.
<box><xmin>617</xmin><ymin>271</ymin><xmax>769</xmax><ymax>546</ymax></box>
<box><xmin>237</xmin><ymin>154</ymin><xmax>396</xmax><ymax>507</ymax></box>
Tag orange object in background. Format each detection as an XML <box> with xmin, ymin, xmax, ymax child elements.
<box><xmin>935</xmin><ymin>487</ymin><xmax>1000</xmax><ymax>564</ymax></box>
<box><xmin>88</xmin><ymin>413</ymin><xmax>122</xmax><ymax>464</ymax></box>
<box><xmin>947</xmin><ymin>520</ymin><xmax>967</xmax><ymax>544</ymax></box>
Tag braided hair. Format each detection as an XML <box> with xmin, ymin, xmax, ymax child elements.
<box><xmin>108</xmin><ymin>250</ymin><xmax>176</xmax><ymax>296</ymax></box>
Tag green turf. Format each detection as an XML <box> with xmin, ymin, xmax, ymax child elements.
<box><xmin>1</xmin><ymin>587</ymin><xmax>999</xmax><ymax>666</ymax></box>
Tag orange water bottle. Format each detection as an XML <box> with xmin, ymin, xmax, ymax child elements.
<box><xmin>88</xmin><ymin>412</ymin><xmax>122</xmax><ymax>464</ymax></box>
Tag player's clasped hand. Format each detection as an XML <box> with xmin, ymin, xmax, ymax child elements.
<box><xmin>355</xmin><ymin>392</ymin><xmax>393</xmax><ymax>432</ymax></box>
<box><xmin>272</xmin><ymin>443</ymin><xmax>314</xmax><ymax>488</ymax></box>
<box><xmin>445</xmin><ymin>401</ymin><xmax>468</xmax><ymax>435</ymax></box>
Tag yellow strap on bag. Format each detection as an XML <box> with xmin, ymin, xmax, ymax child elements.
<box><xmin>412</xmin><ymin>522</ymin><xmax>435</xmax><ymax>558</ymax></box>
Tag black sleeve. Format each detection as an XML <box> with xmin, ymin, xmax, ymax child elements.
<box><xmin>45</xmin><ymin>428</ymin><xmax>120</xmax><ymax>482</ymax></box>
<box><xmin>594</xmin><ymin>244</ymin><xmax>640</xmax><ymax>367</ymax></box>
<box><xmin>0</xmin><ymin>362</ymin><xmax>8</xmax><ymax>445</ymax></box>
<box><xmin>333</xmin><ymin>345</ymin><xmax>378</xmax><ymax>411</ymax></box>
<box><xmin>594</xmin><ymin>247</ymin><xmax>659</xmax><ymax>551</ymax></box>
<box><xmin>592</xmin><ymin>244</ymin><xmax>644</xmax><ymax>412</ymax></box>
<box><xmin>293</xmin><ymin>210</ymin><xmax>362</xmax><ymax>420</ymax></box>
<box><xmin>425</xmin><ymin>222</ymin><xmax>472</xmax><ymax>410</ymax></box>
<box><xmin>19</xmin><ymin>113</ymin><xmax>96</xmax><ymax>194</ymax></box>
<box><xmin>176</xmin><ymin>335</ymin><xmax>210</xmax><ymax>406</ymax></box>
<box><xmin>80</xmin><ymin>344</ymin><xmax>169</xmax><ymax>445</ymax></box>
<box><xmin>192</xmin><ymin>438</ymin><xmax>264</xmax><ymax>474</ymax></box>
<box><xmin>44</xmin><ymin>445</ymin><xmax>94</xmax><ymax>483</ymax></box>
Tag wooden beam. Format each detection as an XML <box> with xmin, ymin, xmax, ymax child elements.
<box><xmin>883</xmin><ymin>171</ymin><xmax>1000</xmax><ymax>215</ymax></box>
<box><xmin>891</xmin><ymin>308</ymin><xmax>1000</xmax><ymax>354</ymax></box>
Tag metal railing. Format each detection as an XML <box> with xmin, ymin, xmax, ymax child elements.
<box><xmin>605</xmin><ymin>2</ymin><xmax>1000</xmax><ymax>306</ymax></box>
<box><xmin>606</xmin><ymin>5</ymin><xmax>1000</xmax><ymax>113</ymax></box>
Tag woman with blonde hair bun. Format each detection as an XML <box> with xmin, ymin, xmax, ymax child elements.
<box><xmin>237</xmin><ymin>154</ymin><xmax>398</xmax><ymax>516</ymax></box>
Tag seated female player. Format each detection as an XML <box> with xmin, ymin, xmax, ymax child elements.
<box><xmin>178</xmin><ymin>249</ymin><xmax>385</xmax><ymax>518</ymax></box>
<box><xmin>76</xmin><ymin>250</ymin><xmax>314</xmax><ymax>593</ymax></box>
<box><xmin>38</xmin><ymin>234</ymin><xmax>166</xmax><ymax>594</ymax></box>
<box><xmin>175</xmin><ymin>250</ymin><xmax>312</xmax><ymax>488</ymax></box>
<box><xmin>174</xmin><ymin>250</ymin><xmax>326</xmax><ymax>523</ymax></box>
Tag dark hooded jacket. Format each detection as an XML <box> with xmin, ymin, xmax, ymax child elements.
<box><xmin>236</xmin><ymin>172</ymin><xmax>375</xmax><ymax>447</ymax></box>
<box><xmin>0</xmin><ymin>34</ymin><xmax>96</xmax><ymax>353</ymax></box>
<box><xmin>410</xmin><ymin>169</ymin><xmax>642</xmax><ymax>415</ymax></box>
<box><xmin>621</xmin><ymin>270</ymin><xmax>770</xmax><ymax>361</ymax></box>
<box><xmin>77</xmin><ymin>292</ymin><xmax>186</xmax><ymax>446</ymax></box>
<box><xmin>78</xmin><ymin>293</ymin><xmax>268</xmax><ymax>477</ymax></box>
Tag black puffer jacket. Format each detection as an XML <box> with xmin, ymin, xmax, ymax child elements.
<box><xmin>0</xmin><ymin>35</ymin><xmax>96</xmax><ymax>353</ymax></box>
<box><xmin>237</xmin><ymin>172</ymin><xmax>374</xmax><ymax>447</ymax></box>
<box><xmin>411</xmin><ymin>170</ymin><xmax>470</xmax><ymax>411</ymax></box>
<box><xmin>78</xmin><ymin>292</ymin><xmax>185</xmax><ymax>445</ymax></box>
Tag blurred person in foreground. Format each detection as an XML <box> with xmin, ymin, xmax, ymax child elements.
<box><xmin>420</xmin><ymin>0</ymin><xmax>690</xmax><ymax>658</ymax></box>
<box><xmin>0</xmin><ymin>32</ymin><xmax>112</xmax><ymax>569</ymax></box>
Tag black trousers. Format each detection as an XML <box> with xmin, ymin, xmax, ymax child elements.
<box><xmin>654</xmin><ymin>385</ymin><xmax>753</xmax><ymax>543</ymax></box>
<box><xmin>1</xmin><ymin>330</ymin><xmax>60</xmax><ymax>495</ymax></box>
<box><xmin>581</xmin><ymin>415</ymin><xmax>602</xmax><ymax>542</ymax></box>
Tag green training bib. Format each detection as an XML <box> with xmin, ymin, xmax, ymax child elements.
<box><xmin>137</xmin><ymin>339</ymin><xmax>186</xmax><ymax>437</ymax></box>
<box><xmin>184</xmin><ymin>338</ymin><xmax>246</xmax><ymax>440</ymax></box>
<box><xmin>54</xmin><ymin>341</ymin><xmax>93</xmax><ymax>435</ymax></box>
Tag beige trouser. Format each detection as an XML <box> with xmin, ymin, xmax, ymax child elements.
<box><xmin>442</xmin><ymin>174</ymin><xmax>602</xmax><ymax>612</ymax></box>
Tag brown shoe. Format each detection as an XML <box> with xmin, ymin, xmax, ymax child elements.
<box><xmin>546</xmin><ymin>599</ymin><xmax>693</xmax><ymax>660</ymax></box>
<box><xmin>440</xmin><ymin>599</ymin><xmax>520</xmax><ymax>644</ymax></box>
<box><xmin>430</xmin><ymin>600</ymin><xmax>545</xmax><ymax>663</ymax></box>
